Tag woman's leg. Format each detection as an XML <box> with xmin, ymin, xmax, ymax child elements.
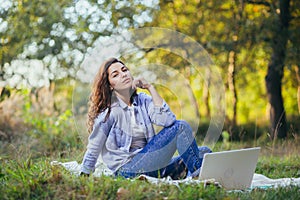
<box><xmin>186</xmin><ymin>146</ymin><xmax>212</xmax><ymax>177</ymax></box>
<box><xmin>153</xmin><ymin>146</ymin><xmax>211</xmax><ymax>179</ymax></box>
<box><xmin>117</xmin><ymin>120</ymin><xmax>182</xmax><ymax>178</ymax></box>
<box><xmin>176</xmin><ymin>121</ymin><xmax>203</xmax><ymax>174</ymax></box>
<box><xmin>117</xmin><ymin>120</ymin><xmax>210</xmax><ymax>178</ymax></box>
<box><xmin>157</xmin><ymin>156</ymin><xmax>187</xmax><ymax>179</ymax></box>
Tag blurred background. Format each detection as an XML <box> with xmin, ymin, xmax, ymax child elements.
<box><xmin>0</xmin><ymin>0</ymin><xmax>299</xmax><ymax>158</ymax></box>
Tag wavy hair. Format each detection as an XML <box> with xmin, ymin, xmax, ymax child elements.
<box><xmin>87</xmin><ymin>58</ymin><xmax>124</xmax><ymax>133</ymax></box>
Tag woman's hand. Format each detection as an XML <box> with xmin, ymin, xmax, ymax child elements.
<box><xmin>132</xmin><ymin>77</ymin><xmax>152</xmax><ymax>90</ymax></box>
<box><xmin>132</xmin><ymin>77</ymin><xmax>163</xmax><ymax>106</ymax></box>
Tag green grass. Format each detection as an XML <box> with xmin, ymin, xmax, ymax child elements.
<box><xmin>1</xmin><ymin>140</ymin><xmax>300</xmax><ymax>200</ymax></box>
<box><xmin>1</xmin><ymin>110</ymin><xmax>299</xmax><ymax>199</ymax></box>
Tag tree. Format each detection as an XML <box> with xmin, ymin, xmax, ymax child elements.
<box><xmin>0</xmin><ymin>0</ymin><xmax>159</xmax><ymax>114</ymax></box>
<box><xmin>148</xmin><ymin>0</ymin><xmax>258</xmax><ymax>131</ymax></box>
<box><xmin>264</xmin><ymin>0</ymin><xmax>290</xmax><ymax>139</ymax></box>
<box><xmin>285</xmin><ymin>0</ymin><xmax>300</xmax><ymax>114</ymax></box>
<box><xmin>0</xmin><ymin>0</ymin><xmax>159</xmax><ymax>88</ymax></box>
<box><xmin>146</xmin><ymin>0</ymin><xmax>300</xmax><ymax>140</ymax></box>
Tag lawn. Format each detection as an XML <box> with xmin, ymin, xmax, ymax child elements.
<box><xmin>1</xmin><ymin>138</ymin><xmax>299</xmax><ymax>200</ymax></box>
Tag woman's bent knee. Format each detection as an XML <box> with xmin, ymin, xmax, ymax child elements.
<box><xmin>173</xmin><ymin>120</ymin><xmax>192</xmax><ymax>132</ymax></box>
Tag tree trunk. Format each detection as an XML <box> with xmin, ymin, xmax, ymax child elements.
<box><xmin>184</xmin><ymin>80</ymin><xmax>201</xmax><ymax>120</ymax></box>
<box><xmin>265</xmin><ymin>0</ymin><xmax>290</xmax><ymax>139</ymax></box>
<box><xmin>202</xmin><ymin>68</ymin><xmax>211</xmax><ymax>118</ymax></box>
<box><xmin>184</xmin><ymin>68</ymin><xmax>201</xmax><ymax>120</ymax></box>
<box><xmin>228</xmin><ymin>50</ymin><xmax>238</xmax><ymax>126</ymax></box>
<box><xmin>0</xmin><ymin>87</ymin><xmax>11</xmax><ymax>102</ymax></box>
<box><xmin>265</xmin><ymin>62</ymin><xmax>287</xmax><ymax>139</ymax></box>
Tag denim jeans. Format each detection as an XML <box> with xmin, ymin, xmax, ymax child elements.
<box><xmin>116</xmin><ymin>120</ymin><xmax>212</xmax><ymax>179</ymax></box>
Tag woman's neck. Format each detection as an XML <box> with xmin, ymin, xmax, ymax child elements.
<box><xmin>115</xmin><ymin>90</ymin><xmax>132</xmax><ymax>106</ymax></box>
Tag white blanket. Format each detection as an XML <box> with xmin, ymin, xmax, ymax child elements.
<box><xmin>51</xmin><ymin>160</ymin><xmax>300</xmax><ymax>190</ymax></box>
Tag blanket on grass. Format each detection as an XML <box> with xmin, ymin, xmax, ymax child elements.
<box><xmin>50</xmin><ymin>160</ymin><xmax>300</xmax><ymax>191</ymax></box>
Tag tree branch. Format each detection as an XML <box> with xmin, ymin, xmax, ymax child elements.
<box><xmin>245</xmin><ymin>0</ymin><xmax>271</xmax><ymax>7</ymax></box>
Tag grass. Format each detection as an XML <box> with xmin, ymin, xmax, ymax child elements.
<box><xmin>1</xmin><ymin>139</ymin><xmax>300</xmax><ymax>200</ymax></box>
<box><xmin>0</xmin><ymin>110</ymin><xmax>299</xmax><ymax>199</ymax></box>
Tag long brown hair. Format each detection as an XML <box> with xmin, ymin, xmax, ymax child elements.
<box><xmin>87</xmin><ymin>57</ymin><xmax>124</xmax><ymax>133</ymax></box>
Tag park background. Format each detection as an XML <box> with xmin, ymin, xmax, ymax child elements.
<box><xmin>0</xmin><ymin>0</ymin><xmax>299</xmax><ymax>199</ymax></box>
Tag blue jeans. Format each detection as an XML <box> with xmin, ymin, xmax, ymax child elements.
<box><xmin>116</xmin><ymin>120</ymin><xmax>212</xmax><ymax>179</ymax></box>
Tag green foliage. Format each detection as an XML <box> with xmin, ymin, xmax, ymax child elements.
<box><xmin>0</xmin><ymin>157</ymin><xmax>53</xmax><ymax>199</ymax></box>
<box><xmin>0</xmin><ymin>0</ymin><xmax>159</xmax><ymax>82</ymax></box>
<box><xmin>146</xmin><ymin>0</ymin><xmax>300</xmax><ymax>138</ymax></box>
<box><xmin>1</xmin><ymin>0</ymin><xmax>299</xmax><ymax>139</ymax></box>
<box><xmin>0</xmin><ymin>0</ymin><xmax>73</xmax><ymax>63</ymax></box>
<box><xmin>256</xmin><ymin>156</ymin><xmax>300</xmax><ymax>179</ymax></box>
<box><xmin>221</xmin><ymin>131</ymin><xmax>230</xmax><ymax>149</ymax></box>
<box><xmin>19</xmin><ymin>89</ymin><xmax>80</xmax><ymax>157</ymax></box>
<box><xmin>24</xmin><ymin>110</ymin><xmax>80</xmax><ymax>156</ymax></box>
<box><xmin>282</xmin><ymin>67</ymin><xmax>299</xmax><ymax>115</ymax></box>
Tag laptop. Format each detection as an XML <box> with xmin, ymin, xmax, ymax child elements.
<box><xmin>199</xmin><ymin>147</ymin><xmax>260</xmax><ymax>190</ymax></box>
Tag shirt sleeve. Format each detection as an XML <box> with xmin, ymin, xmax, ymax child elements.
<box><xmin>141</xmin><ymin>93</ymin><xmax>176</xmax><ymax>127</ymax></box>
<box><xmin>81</xmin><ymin>111</ymin><xmax>111</xmax><ymax>174</ymax></box>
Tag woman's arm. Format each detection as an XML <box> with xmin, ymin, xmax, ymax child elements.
<box><xmin>133</xmin><ymin>78</ymin><xmax>176</xmax><ymax>127</ymax></box>
<box><xmin>147</xmin><ymin>84</ymin><xmax>163</xmax><ymax>107</ymax></box>
<box><xmin>81</xmin><ymin>112</ymin><xmax>111</xmax><ymax>174</ymax></box>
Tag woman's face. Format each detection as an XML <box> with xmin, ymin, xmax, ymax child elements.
<box><xmin>107</xmin><ymin>62</ymin><xmax>133</xmax><ymax>91</ymax></box>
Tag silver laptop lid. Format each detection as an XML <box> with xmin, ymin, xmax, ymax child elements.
<box><xmin>199</xmin><ymin>147</ymin><xmax>260</xmax><ymax>190</ymax></box>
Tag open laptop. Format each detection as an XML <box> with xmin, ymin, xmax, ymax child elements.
<box><xmin>199</xmin><ymin>147</ymin><xmax>260</xmax><ymax>190</ymax></box>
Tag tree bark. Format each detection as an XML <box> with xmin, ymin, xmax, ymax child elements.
<box><xmin>184</xmin><ymin>67</ymin><xmax>201</xmax><ymax>120</ymax></box>
<box><xmin>202</xmin><ymin>68</ymin><xmax>211</xmax><ymax>118</ymax></box>
<box><xmin>265</xmin><ymin>0</ymin><xmax>290</xmax><ymax>139</ymax></box>
<box><xmin>184</xmin><ymin>80</ymin><xmax>201</xmax><ymax>120</ymax></box>
<box><xmin>228</xmin><ymin>50</ymin><xmax>238</xmax><ymax>126</ymax></box>
<box><xmin>0</xmin><ymin>87</ymin><xmax>11</xmax><ymax>102</ymax></box>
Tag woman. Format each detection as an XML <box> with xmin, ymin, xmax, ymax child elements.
<box><xmin>81</xmin><ymin>57</ymin><xmax>211</xmax><ymax>179</ymax></box>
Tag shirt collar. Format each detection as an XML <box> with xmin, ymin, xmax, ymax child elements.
<box><xmin>114</xmin><ymin>93</ymin><xmax>138</xmax><ymax>109</ymax></box>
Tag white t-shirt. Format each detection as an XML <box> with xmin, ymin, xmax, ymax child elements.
<box><xmin>128</xmin><ymin>106</ymin><xmax>146</xmax><ymax>149</ymax></box>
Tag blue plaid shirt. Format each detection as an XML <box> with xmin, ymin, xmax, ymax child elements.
<box><xmin>81</xmin><ymin>92</ymin><xmax>176</xmax><ymax>174</ymax></box>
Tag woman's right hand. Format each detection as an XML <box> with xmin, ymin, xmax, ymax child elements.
<box><xmin>133</xmin><ymin>77</ymin><xmax>163</xmax><ymax>107</ymax></box>
<box><xmin>132</xmin><ymin>77</ymin><xmax>152</xmax><ymax>90</ymax></box>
